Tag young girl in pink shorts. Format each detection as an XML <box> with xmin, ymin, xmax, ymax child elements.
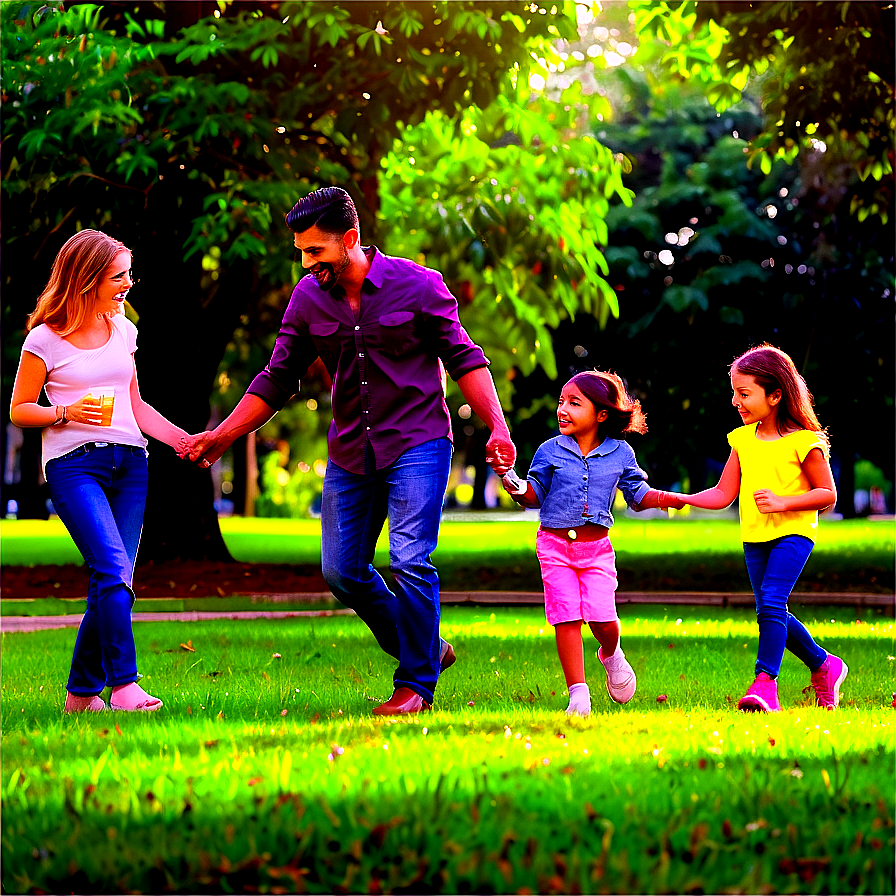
<box><xmin>502</xmin><ymin>371</ymin><xmax>674</xmax><ymax>716</ymax></box>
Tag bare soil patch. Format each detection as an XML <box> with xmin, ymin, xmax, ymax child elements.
<box><xmin>2</xmin><ymin>561</ymin><xmax>328</xmax><ymax>600</ymax></box>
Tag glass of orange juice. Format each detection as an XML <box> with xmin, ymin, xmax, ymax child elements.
<box><xmin>86</xmin><ymin>389</ymin><xmax>115</xmax><ymax>426</ymax></box>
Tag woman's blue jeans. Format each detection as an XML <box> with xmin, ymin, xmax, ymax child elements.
<box><xmin>46</xmin><ymin>443</ymin><xmax>148</xmax><ymax>696</ymax></box>
<box><xmin>743</xmin><ymin>535</ymin><xmax>827</xmax><ymax>678</ymax></box>
<box><xmin>321</xmin><ymin>438</ymin><xmax>452</xmax><ymax>705</ymax></box>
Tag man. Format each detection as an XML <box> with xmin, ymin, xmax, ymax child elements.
<box><xmin>183</xmin><ymin>187</ymin><xmax>515</xmax><ymax>714</ymax></box>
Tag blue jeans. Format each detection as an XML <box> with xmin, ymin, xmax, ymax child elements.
<box><xmin>46</xmin><ymin>443</ymin><xmax>148</xmax><ymax>695</ymax></box>
<box><xmin>743</xmin><ymin>535</ymin><xmax>827</xmax><ymax>678</ymax></box>
<box><xmin>321</xmin><ymin>438</ymin><xmax>452</xmax><ymax>704</ymax></box>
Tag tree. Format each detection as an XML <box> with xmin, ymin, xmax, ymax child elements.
<box><xmin>631</xmin><ymin>0</ymin><xmax>895</xmax><ymax>223</ymax></box>
<box><xmin>503</xmin><ymin>19</ymin><xmax>894</xmax><ymax>515</ymax></box>
<box><xmin>1</xmin><ymin>0</ymin><xmax>587</xmax><ymax>555</ymax></box>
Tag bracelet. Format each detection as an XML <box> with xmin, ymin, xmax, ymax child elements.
<box><xmin>59</xmin><ymin>405</ymin><xmax>68</xmax><ymax>424</ymax></box>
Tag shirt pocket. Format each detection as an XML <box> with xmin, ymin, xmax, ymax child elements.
<box><xmin>309</xmin><ymin>321</ymin><xmax>341</xmax><ymax>369</ymax></box>
<box><xmin>375</xmin><ymin>311</ymin><xmax>418</xmax><ymax>358</ymax></box>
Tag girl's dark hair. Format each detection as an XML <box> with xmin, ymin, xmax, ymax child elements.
<box><xmin>731</xmin><ymin>344</ymin><xmax>830</xmax><ymax>453</ymax></box>
<box><xmin>567</xmin><ymin>370</ymin><xmax>647</xmax><ymax>438</ymax></box>
<box><xmin>286</xmin><ymin>187</ymin><xmax>360</xmax><ymax>236</ymax></box>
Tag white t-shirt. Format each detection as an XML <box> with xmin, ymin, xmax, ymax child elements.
<box><xmin>21</xmin><ymin>314</ymin><xmax>148</xmax><ymax>472</ymax></box>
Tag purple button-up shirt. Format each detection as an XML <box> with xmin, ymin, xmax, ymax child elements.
<box><xmin>247</xmin><ymin>247</ymin><xmax>490</xmax><ymax>474</ymax></box>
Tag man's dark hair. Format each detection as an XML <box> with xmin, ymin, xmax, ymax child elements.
<box><xmin>286</xmin><ymin>187</ymin><xmax>360</xmax><ymax>236</ymax></box>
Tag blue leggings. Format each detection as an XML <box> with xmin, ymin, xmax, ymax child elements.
<box><xmin>743</xmin><ymin>536</ymin><xmax>827</xmax><ymax>678</ymax></box>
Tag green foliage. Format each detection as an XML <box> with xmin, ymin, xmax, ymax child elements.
<box><xmin>631</xmin><ymin>0</ymin><xmax>895</xmax><ymax>223</ymax></box>
<box><xmin>378</xmin><ymin>85</ymin><xmax>632</xmax><ymax>402</ymax></box>
<box><xmin>2</xmin><ymin>607</ymin><xmax>894</xmax><ymax>894</ymax></box>
<box><xmin>254</xmin><ymin>447</ymin><xmax>325</xmax><ymax>519</ymax></box>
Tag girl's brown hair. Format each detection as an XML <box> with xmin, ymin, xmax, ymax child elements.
<box><xmin>567</xmin><ymin>370</ymin><xmax>647</xmax><ymax>438</ymax></box>
<box><xmin>27</xmin><ymin>230</ymin><xmax>129</xmax><ymax>336</ymax></box>
<box><xmin>731</xmin><ymin>344</ymin><xmax>830</xmax><ymax>453</ymax></box>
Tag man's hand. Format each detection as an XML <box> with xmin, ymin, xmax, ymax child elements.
<box><xmin>753</xmin><ymin>488</ymin><xmax>786</xmax><ymax>514</ymax></box>
<box><xmin>485</xmin><ymin>432</ymin><xmax>516</xmax><ymax>476</ymax></box>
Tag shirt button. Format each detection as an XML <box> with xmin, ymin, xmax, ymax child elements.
<box><xmin>366</xmin><ymin>426</ymin><xmax>371</xmax><ymax>431</ymax></box>
<box><xmin>359</xmin><ymin>353</ymin><xmax>365</xmax><ymax>358</ymax></box>
<box><xmin>354</xmin><ymin>325</ymin><xmax>360</xmax><ymax>330</ymax></box>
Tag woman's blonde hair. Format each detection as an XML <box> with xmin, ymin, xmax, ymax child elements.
<box><xmin>27</xmin><ymin>230</ymin><xmax>129</xmax><ymax>335</ymax></box>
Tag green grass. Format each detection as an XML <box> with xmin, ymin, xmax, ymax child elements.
<box><xmin>2</xmin><ymin>606</ymin><xmax>893</xmax><ymax>894</ymax></box>
<box><xmin>2</xmin><ymin>515</ymin><xmax>894</xmax><ymax>592</ymax></box>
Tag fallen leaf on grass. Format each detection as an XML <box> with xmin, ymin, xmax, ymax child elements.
<box><xmin>180</xmin><ymin>640</ymin><xmax>195</xmax><ymax>653</ymax></box>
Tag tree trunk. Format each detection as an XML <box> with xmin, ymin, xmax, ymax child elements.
<box><xmin>131</xmin><ymin>198</ymin><xmax>257</xmax><ymax>564</ymax></box>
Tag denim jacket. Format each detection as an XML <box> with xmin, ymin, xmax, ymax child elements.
<box><xmin>525</xmin><ymin>435</ymin><xmax>650</xmax><ymax>528</ymax></box>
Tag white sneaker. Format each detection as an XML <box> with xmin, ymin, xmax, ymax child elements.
<box><xmin>599</xmin><ymin>647</ymin><xmax>636</xmax><ymax>704</ymax></box>
<box><xmin>566</xmin><ymin>682</ymin><xmax>592</xmax><ymax>717</ymax></box>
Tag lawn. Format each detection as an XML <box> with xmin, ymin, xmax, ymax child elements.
<box><xmin>2</xmin><ymin>605</ymin><xmax>893</xmax><ymax>894</ymax></box>
<box><xmin>2</xmin><ymin>514</ymin><xmax>893</xmax><ymax>593</ymax></box>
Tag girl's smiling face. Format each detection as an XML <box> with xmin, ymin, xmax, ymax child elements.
<box><xmin>558</xmin><ymin>382</ymin><xmax>606</xmax><ymax>443</ymax></box>
<box><xmin>731</xmin><ymin>371</ymin><xmax>780</xmax><ymax>428</ymax></box>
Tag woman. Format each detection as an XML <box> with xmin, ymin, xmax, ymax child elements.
<box><xmin>10</xmin><ymin>230</ymin><xmax>189</xmax><ymax>713</ymax></box>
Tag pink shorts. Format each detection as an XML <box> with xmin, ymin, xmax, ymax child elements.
<box><xmin>535</xmin><ymin>529</ymin><xmax>618</xmax><ymax>626</ymax></box>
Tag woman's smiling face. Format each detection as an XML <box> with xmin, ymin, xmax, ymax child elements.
<box><xmin>93</xmin><ymin>250</ymin><xmax>133</xmax><ymax>315</ymax></box>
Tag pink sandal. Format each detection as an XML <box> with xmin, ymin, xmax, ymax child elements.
<box><xmin>110</xmin><ymin>682</ymin><xmax>163</xmax><ymax>712</ymax></box>
<box><xmin>64</xmin><ymin>692</ymin><xmax>107</xmax><ymax>713</ymax></box>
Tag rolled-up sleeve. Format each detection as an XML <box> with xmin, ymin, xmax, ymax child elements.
<box><xmin>247</xmin><ymin>289</ymin><xmax>319</xmax><ymax>412</ymax></box>
<box><xmin>422</xmin><ymin>270</ymin><xmax>489</xmax><ymax>380</ymax></box>
<box><xmin>618</xmin><ymin>447</ymin><xmax>651</xmax><ymax>507</ymax></box>
<box><xmin>524</xmin><ymin>445</ymin><xmax>552</xmax><ymax>508</ymax></box>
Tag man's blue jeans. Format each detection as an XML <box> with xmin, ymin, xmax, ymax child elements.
<box><xmin>46</xmin><ymin>443</ymin><xmax>148</xmax><ymax>695</ymax></box>
<box><xmin>743</xmin><ymin>535</ymin><xmax>827</xmax><ymax>678</ymax></box>
<box><xmin>321</xmin><ymin>438</ymin><xmax>452</xmax><ymax>704</ymax></box>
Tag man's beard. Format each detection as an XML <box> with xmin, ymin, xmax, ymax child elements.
<box><xmin>313</xmin><ymin>247</ymin><xmax>351</xmax><ymax>292</ymax></box>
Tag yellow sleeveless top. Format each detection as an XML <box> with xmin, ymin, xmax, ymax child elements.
<box><xmin>727</xmin><ymin>424</ymin><xmax>828</xmax><ymax>543</ymax></box>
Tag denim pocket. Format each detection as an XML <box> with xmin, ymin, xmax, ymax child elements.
<box><xmin>52</xmin><ymin>444</ymin><xmax>91</xmax><ymax>463</ymax></box>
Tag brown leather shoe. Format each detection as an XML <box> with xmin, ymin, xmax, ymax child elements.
<box><xmin>372</xmin><ymin>687</ymin><xmax>431</xmax><ymax>715</ymax></box>
<box><xmin>439</xmin><ymin>640</ymin><xmax>457</xmax><ymax>672</ymax></box>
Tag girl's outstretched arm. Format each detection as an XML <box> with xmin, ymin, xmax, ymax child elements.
<box><xmin>754</xmin><ymin>447</ymin><xmax>836</xmax><ymax>514</ymax></box>
<box><xmin>663</xmin><ymin>449</ymin><xmax>741</xmax><ymax>510</ymax></box>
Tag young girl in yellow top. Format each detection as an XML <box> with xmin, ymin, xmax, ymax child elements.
<box><xmin>661</xmin><ymin>345</ymin><xmax>846</xmax><ymax>712</ymax></box>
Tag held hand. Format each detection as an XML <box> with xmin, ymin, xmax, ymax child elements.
<box><xmin>656</xmin><ymin>491</ymin><xmax>687</xmax><ymax>511</ymax></box>
<box><xmin>485</xmin><ymin>432</ymin><xmax>516</xmax><ymax>476</ymax></box>
<box><xmin>65</xmin><ymin>394</ymin><xmax>105</xmax><ymax>427</ymax></box>
<box><xmin>753</xmin><ymin>488</ymin><xmax>786</xmax><ymax>514</ymax></box>
<box><xmin>178</xmin><ymin>431</ymin><xmax>226</xmax><ymax>469</ymax></box>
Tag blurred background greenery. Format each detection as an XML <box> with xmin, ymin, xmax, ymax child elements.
<box><xmin>2</xmin><ymin>1</ymin><xmax>892</xmax><ymax>563</ymax></box>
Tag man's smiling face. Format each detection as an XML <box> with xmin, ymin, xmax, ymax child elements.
<box><xmin>294</xmin><ymin>225</ymin><xmax>351</xmax><ymax>292</ymax></box>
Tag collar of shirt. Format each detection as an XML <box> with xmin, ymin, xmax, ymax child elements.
<box><xmin>556</xmin><ymin>434</ymin><xmax>622</xmax><ymax>458</ymax></box>
<box><xmin>328</xmin><ymin>246</ymin><xmax>382</xmax><ymax>302</ymax></box>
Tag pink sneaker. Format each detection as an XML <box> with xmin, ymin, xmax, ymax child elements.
<box><xmin>110</xmin><ymin>682</ymin><xmax>163</xmax><ymax>712</ymax></box>
<box><xmin>738</xmin><ymin>673</ymin><xmax>781</xmax><ymax>712</ymax></box>
<box><xmin>64</xmin><ymin>692</ymin><xmax>107</xmax><ymax>713</ymax></box>
<box><xmin>810</xmin><ymin>654</ymin><xmax>848</xmax><ymax>709</ymax></box>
